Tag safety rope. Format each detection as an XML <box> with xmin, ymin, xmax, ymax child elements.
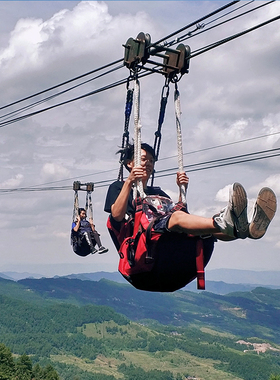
<box><xmin>174</xmin><ymin>81</ymin><xmax>187</xmax><ymax>205</ymax></box>
<box><xmin>133</xmin><ymin>77</ymin><xmax>145</xmax><ymax>200</ymax></box>
<box><xmin>118</xmin><ymin>81</ymin><xmax>133</xmax><ymax>181</ymax></box>
<box><xmin>85</xmin><ymin>191</ymin><xmax>93</xmax><ymax>220</ymax></box>
<box><xmin>72</xmin><ymin>190</ymin><xmax>79</xmax><ymax>222</ymax></box>
<box><xmin>151</xmin><ymin>78</ymin><xmax>170</xmax><ymax>186</ymax></box>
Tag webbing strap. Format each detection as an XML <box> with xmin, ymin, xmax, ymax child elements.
<box><xmin>118</xmin><ymin>86</ymin><xmax>133</xmax><ymax>182</ymax></box>
<box><xmin>174</xmin><ymin>82</ymin><xmax>187</xmax><ymax>206</ymax></box>
<box><xmin>151</xmin><ymin>80</ymin><xmax>170</xmax><ymax>187</ymax></box>
<box><xmin>86</xmin><ymin>191</ymin><xmax>93</xmax><ymax>220</ymax></box>
<box><xmin>196</xmin><ymin>239</ymin><xmax>205</xmax><ymax>290</ymax></box>
<box><xmin>132</xmin><ymin>197</ymin><xmax>143</xmax><ymax>240</ymax></box>
<box><xmin>72</xmin><ymin>190</ymin><xmax>79</xmax><ymax>222</ymax></box>
<box><xmin>133</xmin><ymin>78</ymin><xmax>145</xmax><ymax>200</ymax></box>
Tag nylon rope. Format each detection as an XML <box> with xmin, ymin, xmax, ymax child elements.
<box><xmin>133</xmin><ymin>77</ymin><xmax>145</xmax><ymax>200</ymax></box>
<box><xmin>73</xmin><ymin>190</ymin><xmax>79</xmax><ymax>222</ymax></box>
<box><xmin>174</xmin><ymin>82</ymin><xmax>187</xmax><ymax>205</ymax></box>
<box><xmin>88</xmin><ymin>192</ymin><xmax>93</xmax><ymax>220</ymax></box>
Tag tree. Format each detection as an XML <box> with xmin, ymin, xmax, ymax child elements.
<box><xmin>0</xmin><ymin>343</ymin><xmax>15</xmax><ymax>380</ymax></box>
<box><xmin>43</xmin><ymin>364</ymin><xmax>59</xmax><ymax>380</ymax></box>
<box><xmin>15</xmin><ymin>354</ymin><xmax>33</xmax><ymax>380</ymax></box>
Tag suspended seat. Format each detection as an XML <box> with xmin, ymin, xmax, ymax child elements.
<box><xmin>71</xmin><ymin>181</ymin><xmax>97</xmax><ymax>257</ymax></box>
<box><xmin>107</xmin><ymin>66</ymin><xmax>215</xmax><ymax>292</ymax></box>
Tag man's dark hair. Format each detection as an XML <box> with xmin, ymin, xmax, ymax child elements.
<box><xmin>78</xmin><ymin>208</ymin><xmax>86</xmax><ymax>215</ymax></box>
<box><xmin>117</xmin><ymin>142</ymin><xmax>156</xmax><ymax>170</ymax></box>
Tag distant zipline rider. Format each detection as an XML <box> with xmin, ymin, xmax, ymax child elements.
<box><xmin>104</xmin><ymin>32</ymin><xmax>277</xmax><ymax>292</ymax></box>
<box><xmin>71</xmin><ymin>181</ymin><xmax>108</xmax><ymax>256</ymax></box>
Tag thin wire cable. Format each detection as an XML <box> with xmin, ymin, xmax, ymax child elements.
<box><xmin>150</xmin><ymin>1</ymin><xmax>240</xmax><ymax>47</ymax></box>
<box><xmin>1</xmin><ymin>3</ymin><xmax>278</xmax><ymax>127</ymax></box>
<box><xmin>160</xmin><ymin>131</ymin><xmax>280</xmax><ymax>161</ymax></box>
<box><xmin>156</xmin><ymin>152</ymin><xmax>280</xmax><ymax>179</ymax></box>
<box><xmin>190</xmin><ymin>14</ymin><xmax>280</xmax><ymax>59</ymax></box>
<box><xmin>1</xmin><ymin>147</ymin><xmax>279</xmax><ymax>193</ymax></box>
<box><xmin>0</xmin><ymin>58</ymin><xmax>124</xmax><ymax>111</ymax></box>
<box><xmin>156</xmin><ymin>147</ymin><xmax>280</xmax><ymax>174</ymax></box>
<box><xmin>167</xmin><ymin>1</ymin><xmax>275</xmax><ymax>48</ymax></box>
<box><xmin>0</xmin><ymin>1</ymin><xmax>241</xmax><ymax>115</ymax></box>
<box><xmin>0</xmin><ymin>71</ymin><xmax>154</xmax><ymax>128</ymax></box>
<box><xmin>0</xmin><ymin>64</ymin><xmax>124</xmax><ymax>122</ymax></box>
<box><xmin>1</xmin><ymin>130</ymin><xmax>278</xmax><ymax>191</ymax></box>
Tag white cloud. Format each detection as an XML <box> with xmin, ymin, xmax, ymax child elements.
<box><xmin>0</xmin><ymin>174</ymin><xmax>24</xmax><ymax>188</ymax></box>
<box><xmin>215</xmin><ymin>184</ymin><xmax>232</xmax><ymax>203</ymax></box>
<box><xmin>40</xmin><ymin>162</ymin><xmax>70</xmax><ymax>181</ymax></box>
<box><xmin>249</xmin><ymin>174</ymin><xmax>280</xmax><ymax>196</ymax></box>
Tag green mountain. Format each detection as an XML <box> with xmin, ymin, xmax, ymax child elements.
<box><xmin>17</xmin><ymin>276</ymin><xmax>280</xmax><ymax>343</ymax></box>
<box><xmin>0</xmin><ymin>276</ymin><xmax>280</xmax><ymax>380</ymax></box>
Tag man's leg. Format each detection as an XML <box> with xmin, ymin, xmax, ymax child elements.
<box><xmin>83</xmin><ymin>232</ymin><xmax>98</xmax><ymax>254</ymax></box>
<box><xmin>92</xmin><ymin>230</ymin><xmax>108</xmax><ymax>254</ymax></box>
<box><xmin>168</xmin><ymin>212</ymin><xmax>220</xmax><ymax>236</ymax></box>
<box><xmin>168</xmin><ymin>183</ymin><xmax>249</xmax><ymax>239</ymax></box>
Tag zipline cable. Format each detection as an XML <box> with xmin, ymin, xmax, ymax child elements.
<box><xmin>166</xmin><ymin>1</ymin><xmax>276</xmax><ymax>48</ymax></box>
<box><xmin>190</xmin><ymin>14</ymin><xmax>280</xmax><ymax>59</ymax></box>
<box><xmin>0</xmin><ymin>2</ymin><xmax>278</xmax><ymax>127</ymax></box>
<box><xmin>0</xmin><ymin>58</ymin><xmax>124</xmax><ymax>111</ymax></box>
<box><xmin>0</xmin><ymin>71</ymin><xmax>154</xmax><ymax>128</ymax></box>
<box><xmin>156</xmin><ymin>147</ymin><xmax>280</xmax><ymax>175</ymax></box>
<box><xmin>150</xmin><ymin>1</ymin><xmax>240</xmax><ymax>48</ymax></box>
<box><xmin>0</xmin><ymin>1</ymin><xmax>241</xmax><ymax>113</ymax></box>
<box><xmin>1</xmin><ymin>131</ymin><xmax>278</xmax><ymax>191</ymax></box>
<box><xmin>1</xmin><ymin>147</ymin><xmax>279</xmax><ymax>193</ymax></box>
<box><xmin>0</xmin><ymin>64</ymin><xmax>124</xmax><ymax>122</ymax></box>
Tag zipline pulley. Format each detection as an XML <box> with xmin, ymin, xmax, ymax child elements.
<box><xmin>123</xmin><ymin>32</ymin><xmax>191</xmax><ymax>80</ymax></box>
<box><xmin>123</xmin><ymin>32</ymin><xmax>151</xmax><ymax>70</ymax></box>
<box><xmin>72</xmin><ymin>181</ymin><xmax>94</xmax><ymax>223</ymax></box>
<box><xmin>73</xmin><ymin>181</ymin><xmax>94</xmax><ymax>192</ymax></box>
<box><xmin>162</xmin><ymin>43</ymin><xmax>191</xmax><ymax>79</ymax></box>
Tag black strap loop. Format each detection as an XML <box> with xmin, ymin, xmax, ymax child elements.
<box><xmin>151</xmin><ymin>79</ymin><xmax>170</xmax><ymax>186</ymax></box>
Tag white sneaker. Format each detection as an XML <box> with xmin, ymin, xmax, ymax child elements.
<box><xmin>249</xmin><ymin>187</ymin><xmax>277</xmax><ymax>239</ymax></box>
<box><xmin>97</xmin><ymin>246</ymin><xmax>108</xmax><ymax>254</ymax></box>
<box><xmin>213</xmin><ymin>182</ymin><xmax>249</xmax><ymax>239</ymax></box>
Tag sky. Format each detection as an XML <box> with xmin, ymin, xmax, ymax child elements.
<box><xmin>0</xmin><ymin>1</ymin><xmax>279</xmax><ymax>278</ymax></box>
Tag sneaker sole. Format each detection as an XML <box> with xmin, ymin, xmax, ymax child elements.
<box><xmin>231</xmin><ymin>182</ymin><xmax>249</xmax><ymax>239</ymax></box>
<box><xmin>98</xmin><ymin>249</ymin><xmax>108</xmax><ymax>254</ymax></box>
<box><xmin>249</xmin><ymin>187</ymin><xmax>277</xmax><ymax>239</ymax></box>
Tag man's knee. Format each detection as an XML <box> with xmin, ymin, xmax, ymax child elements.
<box><xmin>168</xmin><ymin>211</ymin><xmax>188</xmax><ymax>232</ymax></box>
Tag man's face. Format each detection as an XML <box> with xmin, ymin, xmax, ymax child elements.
<box><xmin>80</xmin><ymin>210</ymin><xmax>87</xmax><ymax>219</ymax></box>
<box><xmin>140</xmin><ymin>149</ymin><xmax>155</xmax><ymax>180</ymax></box>
<box><xmin>127</xmin><ymin>149</ymin><xmax>155</xmax><ymax>182</ymax></box>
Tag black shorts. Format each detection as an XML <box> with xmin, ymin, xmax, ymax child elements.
<box><xmin>153</xmin><ymin>214</ymin><xmax>172</xmax><ymax>233</ymax></box>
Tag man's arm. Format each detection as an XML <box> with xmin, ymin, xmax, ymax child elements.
<box><xmin>73</xmin><ymin>216</ymin><xmax>80</xmax><ymax>232</ymax></box>
<box><xmin>111</xmin><ymin>166</ymin><xmax>144</xmax><ymax>222</ymax></box>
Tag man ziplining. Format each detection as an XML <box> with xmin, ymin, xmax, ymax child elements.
<box><xmin>104</xmin><ymin>143</ymin><xmax>277</xmax><ymax>292</ymax></box>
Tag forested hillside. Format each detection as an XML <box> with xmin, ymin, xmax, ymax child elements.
<box><xmin>18</xmin><ymin>276</ymin><xmax>280</xmax><ymax>343</ymax></box>
<box><xmin>1</xmin><ymin>277</ymin><xmax>280</xmax><ymax>380</ymax></box>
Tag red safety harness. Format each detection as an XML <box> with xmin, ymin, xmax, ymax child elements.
<box><xmin>107</xmin><ymin>197</ymin><xmax>206</xmax><ymax>291</ymax></box>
